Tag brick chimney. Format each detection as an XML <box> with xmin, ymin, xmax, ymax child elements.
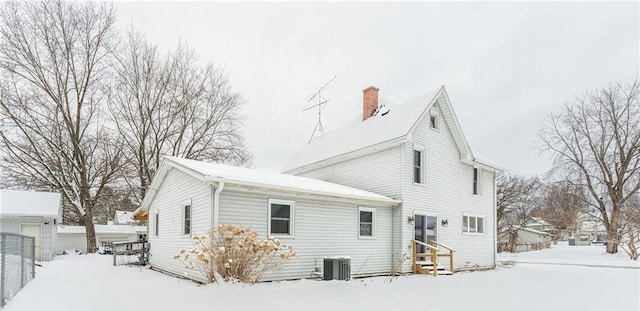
<box><xmin>362</xmin><ymin>86</ymin><xmax>379</xmax><ymax>121</ymax></box>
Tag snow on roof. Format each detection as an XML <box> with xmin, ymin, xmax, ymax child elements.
<box><xmin>281</xmin><ymin>87</ymin><xmax>442</xmax><ymax>172</ymax></box>
<box><xmin>0</xmin><ymin>189</ymin><xmax>61</xmax><ymax>218</ymax></box>
<box><xmin>520</xmin><ymin>227</ymin><xmax>552</xmax><ymax>236</ymax></box>
<box><xmin>526</xmin><ymin>217</ymin><xmax>552</xmax><ymax>227</ymax></box>
<box><xmin>57</xmin><ymin>225</ymin><xmax>138</xmax><ymax>234</ymax></box>
<box><xmin>163</xmin><ymin>156</ymin><xmax>401</xmax><ymax>205</ymax></box>
<box><xmin>115</xmin><ymin>211</ymin><xmax>135</xmax><ymax>224</ymax></box>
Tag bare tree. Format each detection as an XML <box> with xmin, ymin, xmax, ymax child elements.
<box><xmin>619</xmin><ymin>194</ymin><xmax>640</xmax><ymax>260</ymax></box>
<box><xmin>534</xmin><ymin>181</ymin><xmax>585</xmax><ymax>243</ymax></box>
<box><xmin>539</xmin><ymin>80</ymin><xmax>640</xmax><ymax>254</ymax></box>
<box><xmin>496</xmin><ymin>173</ymin><xmax>541</xmax><ymax>252</ymax></box>
<box><xmin>0</xmin><ymin>1</ymin><xmax>122</xmax><ymax>253</ymax></box>
<box><xmin>92</xmin><ymin>186</ymin><xmax>138</xmax><ymax>225</ymax></box>
<box><xmin>108</xmin><ymin>30</ymin><xmax>251</xmax><ymax>203</ymax></box>
<box><xmin>497</xmin><ymin>173</ymin><xmax>541</xmax><ymax>230</ymax></box>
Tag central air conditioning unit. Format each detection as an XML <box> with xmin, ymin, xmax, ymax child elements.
<box><xmin>323</xmin><ymin>257</ymin><xmax>351</xmax><ymax>280</ymax></box>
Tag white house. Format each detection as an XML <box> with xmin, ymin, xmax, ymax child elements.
<box><xmin>56</xmin><ymin>224</ymin><xmax>147</xmax><ymax>254</ymax></box>
<box><xmin>114</xmin><ymin>210</ymin><xmax>137</xmax><ymax>225</ymax></box>
<box><xmin>0</xmin><ymin>189</ymin><xmax>62</xmax><ymax>261</ymax></box>
<box><xmin>498</xmin><ymin>226</ymin><xmax>553</xmax><ymax>253</ymax></box>
<box><xmin>283</xmin><ymin>85</ymin><xmax>502</xmax><ymax>273</ymax></box>
<box><xmin>134</xmin><ymin>156</ymin><xmax>401</xmax><ymax>283</ymax></box>
<box><xmin>525</xmin><ymin>217</ymin><xmax>554</xmax><ymax>233</ymax></box>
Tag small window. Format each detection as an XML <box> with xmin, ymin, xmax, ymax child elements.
<box><xmin>269</xmin><ymin>199</ymin><xmax>294</xmax><ymax>236</ymax></box>
<box><xmin>413</xmin><ymin>149</ymin><xmax>423</xmax><ymax>183</ymax></box>
<box><xmin>183</xmin><ymin>202</ymin><xmax>192</xmax><ymax>235</ymax></box>
<box><xmin>473</xmin><ymin>167</ymin><xmax>482</xmax><ymax>195</ymax></box>
<box><xmin>430</xmin><ymin>114</ymin><xmax>438</xmax><ymax>129</ymax></box>
<box><xmin>154</xmin><ymin>212</ymin><xmax>159</xmax><ymax>237</ymax></box>
<box><xmin>359</xmin><ymin>207</ymin><xmax>376</xmax><ymax>237</ymax></box>
<box><xmin>463</xmin><ymin>214</ymin><xmax>485</xmax><ymax>234</ymax></box>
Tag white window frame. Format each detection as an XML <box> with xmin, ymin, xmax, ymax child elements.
<box><xmin>413</xmin><ymin>144</ymin><xmax>425</xmax><ymax>185</ymax></box>
<box><xmin>358</xmin><ymin>207</ymin><xmax>376</xmax><ymax>238</ymax></box>
<box><xmin>268</xmin><ymin>199</ymin><xmax>295</xmax><ymax>238</ymax></box>
<box><xmin>462</xmin><ymin>213</ymin><xmax>486</xmax><ymax>235</ymax></box>
<box><xmin>154</xmin><ymin>211</ymin><xmax>159</xmax><ymax>237</ymax></box>
<box><xmin>473</xmin><ymin>166</ymin><xmax>482</xmax><ymax>196</ymax></box>
<box><xmin>430</xmin><ymin>111</ymin><xmax>439</xmax><ymax>130</ymax></box>
<box><xmin>183</xmin><ymin>200</ymin><xmax>192</xmax><ymax>236</ymax></box>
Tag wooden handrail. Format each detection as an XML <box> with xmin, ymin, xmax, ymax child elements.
<box><xmin>414</xmin><ymin>240</ymin><xmax>438</xmax><ymax>251</ymax></box>
<box><xmin>412</xmin><ymin>240</ymin><xmax>438</xmax><ymax>276</ymax></box>
<box><xmin>430</xmin><ymin>240</ymin><xmax>455</xmax><ymax>252</ymax></box>
<box><xmin>430</xmin><ymin>240</ymin><xmax>455</xmax><ymax>272</ymax></box>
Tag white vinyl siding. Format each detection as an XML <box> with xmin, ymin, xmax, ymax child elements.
<box><xmin>401</xmin><ymin>100</ymin><xmax>496</xmax><ymax>272</ymax></box>
<box><xmin>218</xmin><ymin>189</ymin><xmax>394</xmax><ymax>281</ymax></box>
<box><xmin>146</xmin><ymin>168</ymin><xmax>212</xmax><ymax>283</ymax></box>
<box><xmin>293</xmin><ymin>146</ymin><xmax>404</xmax><ymax>270</ymax></box>
<box><xmin>296</xmin><ymin>146</ymin><xmax>402</xmax><ymax>200</ymax></box>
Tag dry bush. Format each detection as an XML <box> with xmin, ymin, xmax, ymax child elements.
<box><xmin>174</xmin><ymin>224</ymin><xmax>295</xmax><ymax>283</ymax></box>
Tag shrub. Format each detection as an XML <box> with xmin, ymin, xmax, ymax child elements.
<box><xmin>174</xmin><ymin>224</ymin><xmax>295</xmax><ymax>283</ymax></box>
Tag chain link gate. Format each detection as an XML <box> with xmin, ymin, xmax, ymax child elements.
<box><xmin>0</xmin><ymin>232</ymin><xmax>36</xmax><ymax>308</ymax></box>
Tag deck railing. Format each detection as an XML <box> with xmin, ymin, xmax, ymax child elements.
<box><xmin>112</xmin><ymin>241</ymin><xmax>149</xmax><ymax>266</ymax></box>
<box><xmin>430</xmin><ymin>240</ymin><xmax>455</xmax><ymax>273</ymax></box>
<box><xmin>412</xmin><ymin>240</ymin><xmax>456</xmax><ymax>276</ymax></box>
<box><xmin>411</xmin><ymin>240</ymin><xmax>439</xmax><ymax>276</ymax></box>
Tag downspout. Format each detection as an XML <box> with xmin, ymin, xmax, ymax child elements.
<box><xmin>493</xmin><ymin>172</ymin><xmax>497</xmax><ymax>268</ymax></box>
<box><xmin>212</xmin><ymin>181</ymin><xmax>225</xmax><ymax>230</ymax></box>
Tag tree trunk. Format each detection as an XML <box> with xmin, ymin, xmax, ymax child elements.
<box><xmin>605</xmin><ymin>226</ymin><xmax>619</xmax><ymax>253</ymax></box>
<box><xmin>81</xmin><ymin>214</ymin><xmax>97</xmax><ymax>254</ymax></box>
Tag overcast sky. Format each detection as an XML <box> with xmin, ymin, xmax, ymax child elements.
<box><xmin>114</xmin><ymin>1</ymin><xmax>639</xmax><ymax>176</ymax></box>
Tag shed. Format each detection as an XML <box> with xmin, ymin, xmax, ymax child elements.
<box><xmin>0</xmin><ymin>189</ymin><xmax>62</xmax><ymax>261</ymax></box>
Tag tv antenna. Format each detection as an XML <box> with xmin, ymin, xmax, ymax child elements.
<box><xmin>303</xmin><ymin>75</ymin><xmax>337</xmax><ymax>143</ymax></box>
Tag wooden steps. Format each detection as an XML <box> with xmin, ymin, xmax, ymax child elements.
<box><xmin>414</xmin><ymin>261</ymin><xmax>453</xmax><ymax>276</ymax></box>
<box><xmin>412</xmin><ymin>240</ymin><xmax>456</xmax><ymax>276</ymax></box>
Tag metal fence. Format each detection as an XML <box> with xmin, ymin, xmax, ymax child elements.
<box><xmin>0</xmin><ymin>232</ymin><xmax>36</xmax><ymax>308</ymax></box>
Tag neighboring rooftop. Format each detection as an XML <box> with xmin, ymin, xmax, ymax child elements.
<box><xmin>0</xmin><ymin>189</ymin><xmax>61</xmax><ymax>218</ymax></box>
<box><xmin>114</xmin><ymin>210</ymin><xmax>136</xmax><ymax>225</ymax></box>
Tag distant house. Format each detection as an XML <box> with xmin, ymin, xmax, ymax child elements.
<box><xmin>0</xmin><ymin>189</ymin><xmax>62</xmax><ymax>261</ymax></box>
<box><xmin>283</xmin><ymin>86</ymin><xmax>502</xmax><ymax>273</ymax></box>
<box><xmin>524</xmin><ymin>217</ymin><xmax>570</xmax><ymax>241</ymax></box>
<box><xmin>498</xmin><ymin>226</ymin><xmax>552</xmax><ymax>253</ymax></box>
<box><xmin>133</xmin><ymin>156</ymin><xmax>400</xmax><ymax>283</ymax></box>
<box><xmin>56</xmin><ymin>224</ymin><xmax>147</xmax><ymax>254</ymax></box>
<box><xmin>525</xmin><ymin>217</ymin><xmax>553</xmax><ymax>233</ymax></box>
<box><xmin>113</xmin><ymin>210</ymin><xmax>137</xmax><ymax>225</ymax></box>
<box><xmin>577</xmin><ymin>211</ymin><xmax>607</xmax><ymax>240</ymax></box>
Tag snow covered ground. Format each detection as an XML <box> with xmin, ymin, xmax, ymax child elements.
<box><xmin>4</xmin><ymin>242</ymin><xmax>639</xmax><ymax>311</ymax></box>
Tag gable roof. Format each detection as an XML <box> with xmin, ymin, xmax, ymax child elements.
<box><xmin>135</xmin><ymin>156</ymin><xmax>401</xmax><ymax>216</ymax></box>
<box><xmin>282</xmin><ymin>85</ymin><xmax>496</xmax><ymax>174</ymax></box>
<box><xmin>0</xmin><ymin>189</ymin><xmax>61</xmax><ymax>219</ymax></box>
